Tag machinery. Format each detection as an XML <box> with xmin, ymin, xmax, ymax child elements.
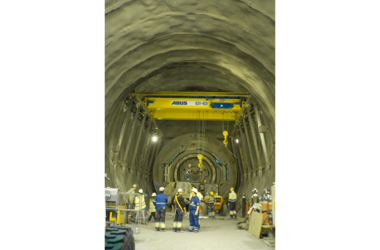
<box><xmin>214</xmin><ymin>195</ymin><xmax>228</xmax><ymax>216</ymax></box>
<box><xmin>105</xmin><ymin>187</ymin><xmax>142</xmax><ymax>234</ymax></box>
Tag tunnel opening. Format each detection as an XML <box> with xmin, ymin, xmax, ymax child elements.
<box><xmin>105</xmin><ymin>1</ymin><xmax>275</xmax><ymax>241</ymax></box>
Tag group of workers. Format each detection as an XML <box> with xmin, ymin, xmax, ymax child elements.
<box><xmin>126</xmin><ymin>184</ymin><xmax>238</xmax><ymax>232</ymax></box>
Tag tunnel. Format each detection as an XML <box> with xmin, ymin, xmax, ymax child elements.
<box><xmin>105</xmin><ymin>1</ymin><xmax>275</xmax><ymax>244</ymax></box>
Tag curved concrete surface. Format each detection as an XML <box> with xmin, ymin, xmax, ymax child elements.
<box><xmin>105</xmin><ymin>0</ymin><xmax>275</xmax><ymax>201</ymax></box>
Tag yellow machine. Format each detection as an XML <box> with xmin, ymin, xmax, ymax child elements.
<box><xmin>136</xmin><ymin>92</ymin><xmax>249</xmax><ymax>121</ymax></box>
<box><xmin>214</xmin><ymin>196</ymin><xmax>228</xmax><ymax>216</ymax></box>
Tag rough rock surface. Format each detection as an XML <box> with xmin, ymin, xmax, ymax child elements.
<box><xmin>105</xmin><ymin>0</ymin><xmax>275</xmax><ymax>199</ymax></box>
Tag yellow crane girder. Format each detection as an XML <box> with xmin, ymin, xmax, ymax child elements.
<box><xmin>143</xmin><ymin>97</ymin><xmax>245</xmax><ymax>121</ymax></box>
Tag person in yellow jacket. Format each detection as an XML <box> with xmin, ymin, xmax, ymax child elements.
<box><xmin>228</xmin><ymin>187</ymin><xmax>237</xmax><ymax>219</ymax></box>
<box><xmin>134</xmin><ymin>189</ymin><xmax>147</xmax><ymax>224</ymax></box>
<box><xmin>148</xmin><ymin>192</ymin><xmax>157</xmax><ymax>222</ymax></box>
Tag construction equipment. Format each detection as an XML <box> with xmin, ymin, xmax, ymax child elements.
<box><xmin>105</xmin><ymin>187</ymin><xmax>143</xmax><ymax>234</ymax></box>
<box><xmin>134</xmin><ymin>91</ymin><xmax>248</xmax><ymax>121</ymax></box>
<box><xmin>214</xmin><ymin>195</ymin><xmax>228</xmax><ymax>216</ymax></box>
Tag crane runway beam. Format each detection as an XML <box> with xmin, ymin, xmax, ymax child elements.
<box><xmin>142</xmin><ymin>97</ymin><xmax>245</xmax><ymax>121</ymax></box>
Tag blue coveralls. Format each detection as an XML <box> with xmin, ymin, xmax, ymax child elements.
<box><xmin>188</xmin><ymin>195</ymin><xmax>200</xmax><ymax>232</ymax></box>
<box><xmin>153</xmin><ymin>193</ymin><xmax>168</xmax><ymax>230</ymax></box>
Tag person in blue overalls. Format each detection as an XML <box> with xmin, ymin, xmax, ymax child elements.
<box><xmin>186</xmin><ymin>164</ymin><xmax>191</xmax><ymax>182</ymax></box>
<box><xmin>188</xmin><ymin>187</ymin><xmax>200</xmax><ymax>233</ymax></box>
<box><xmin>153</xmin><ymin>186</ymin><xmax>168</xmax><ymax>231</ymax></box>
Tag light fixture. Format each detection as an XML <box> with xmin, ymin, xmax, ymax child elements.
<box><xmin>152</xmin><ymin>136</ymin><xmax>158</xmax><ymax>142</ymax></box>
<box><xmin>235</xmin><ymin>139</ymin><xmax>239</xmax><ymax>143</ymax></box>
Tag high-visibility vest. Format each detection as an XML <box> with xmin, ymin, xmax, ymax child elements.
<box><xmin>134</xmin><ymin>195</ymin><xmax>146</xmax><ymax>210</ymax></box>
<box><xmin>228</xmin><ymin>191</ymin><xmax>237</xmax><ymax>203</ymax></box>
<box><xmin>149</xmin><ymin>198</ymin><xmax>156</xmax><ymax>212</ymax></box>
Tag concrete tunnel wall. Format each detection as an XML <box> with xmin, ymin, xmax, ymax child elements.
<box><xmin>105</xmin><ymin>0</ymin><xmax>275</xmax><ymax>205</ymax></box>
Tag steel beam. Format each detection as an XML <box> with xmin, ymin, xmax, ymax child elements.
<box><xmin>111</xmin><ymin>98</ymin><xmax>133</xmax><ymax>186</ymax></box>
<box><xmin>230</xmin><ymin>136</ymin><xmax>243</xmax><ymax>185</ymax></box>
<box><xmin>242</xmin><ymin>116</ymin><xmax>255</xmax><ymax>177</ymax></box>
<box><xmin>238</xmin><ymin>125</ymin><xmax>250</xmax><ymax>179</ymax></box>
<box><xmin>134</xmin><ymin>91</ymin><xmax>250</xmax><ymax>97</ymax></box>
<box><xmin>254</xmin><ymin>103</ymin><xmax>270</xmax><ymax>169</ymax></box>
<box><xmin>130</xmin><ymin>113</ymin><xmax>148</xmax><ymax>174</ymax></box>
<box><xmin>247</xmin><ymin>109</ymin><xmax>262</xmax><ymax>174</ymax></box>
<box><xmin>138</xmin><ymin>119</ymin><xmax>152</xmax><ymax>170</ymax></box>
<box><xmin>122</xmin><ymin>104</ymin><xmax>142</xmax><ymax>167</ymax></box>
<box><xmin>148</xmin><ymin>137</ymin><xmax>161</xmax><ymax>172</ymax></box>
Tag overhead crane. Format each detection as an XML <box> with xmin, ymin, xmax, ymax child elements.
<box><xmin>131</xmin><ymin>92</ymin><xmax>269</xmax><ymax>171</ymax></box>
<box><xmin>133</xmin><ymin>91</ymin><xmax>250</xmax><ymax>121</ymax></box>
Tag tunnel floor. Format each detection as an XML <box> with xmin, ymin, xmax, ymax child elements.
<box><xmin>133</xmin><ymin>216</ymin><xmax>274</xmax><ymax>250</ymax></box>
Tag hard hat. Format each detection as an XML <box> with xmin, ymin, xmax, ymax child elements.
<box><xmin>210</xmin><ymin>191</ymin><xmax>214</xmax><ymax>195</ymax></box>
<box><xmin>230</xmin><ymin>187</ymin><xmax>234</xmax><ymax>190</ymax></box>
<box><xmin>152</xmin><ymin>192</ymin><xmax>156</xmax><ymax>197</ymax></box>
<box><xmin>138</xmin><ymin>189</ymin><xmax>143</xmax><ymax>194</ymax></box>
<box><xmin>159</xmin><ymin>187</ymin><xmax>165</xmax><ymax>191</ymax></box>
<box><xmin>132</xmin><ymin>184</ymin><xmax>137</xmax><ymax>188</ymax></box>
<box><xmin>178</xmin><ymin>188</ymin><xmax>183</xmax><ymax>193</ymax></box>
<box><xmin>191</xmin><ymin>188</ymin><xmax>198</xmax><ymax>193</ymax></box>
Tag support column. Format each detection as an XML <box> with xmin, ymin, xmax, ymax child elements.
<box><xmin>242</xmin><ymin>116</ymin><xmax>255</xmax><ymax>177</ymax></box>
<box><xmin>130</xmin><ymin>113</ymin><xmax>148</xmax><ymax>175</ymax></box>
<box><xmin>247</xmin><ymin>109</ymin><xmax>262</xmax><ymax>176</ymax></box>
<box><xmin>111</xmin><ymin>99</ymin><xmax>133</xmax><ymax>186</ymax></box>
<box><xmin>238</xmin><ymin>125</ymin><xmax>250</xmax><ymax>180</ymax></box>
<box><xmin>254</xmin><ymin>103</ymin><xmax>270</xmax><ymax>169</ymax></box>
<box><xmin>122</xmin><ymin>104</ymin><xmax>142</xmax><ymax>170</ymax></box>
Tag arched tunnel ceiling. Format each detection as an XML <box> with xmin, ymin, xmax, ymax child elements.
<box><xmin>105</xmin><ymin>0</ymin><xmax>275</xmax><ymax>133</ymax></box>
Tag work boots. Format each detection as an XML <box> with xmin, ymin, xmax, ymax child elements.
<box><xmin>155</xmin><ymin>227</ymin><xmax>160</xmax><ymax>231</ymax></box>
<box><xmin>173</xmin><ymin>228</ymin><xmax>177</xmax><ymax>232</ymax></box>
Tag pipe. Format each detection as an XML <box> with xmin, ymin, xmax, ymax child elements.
<box><xmin>130</xmin><ymin>113</ymin><xmax>148</xmax><ymax>174</ymax></box>
<box><xmin>247</xmin><ymin>109</ymin><xmax>262</xmax><ymax>174</ymax></box>
<box><xmin>122</xmin><ymin>104</ymin><xmax>142</xmax><ymax>167</ymax></box>
<box><xmin>254</xmin><ymin>103</ymin><xmax>270</xmax><ymax>169</ymax></box>
<box><xmin>242</xmin><ymin>115</ymin><xmax>255</xmax><ymax>177</ymax></box>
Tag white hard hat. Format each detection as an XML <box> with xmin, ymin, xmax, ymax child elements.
<box><xmin>138</xmin><ymin>189</ymin><xmax>143</xmax><ymax>194</ymax></box>
<box><xmin>152</xmin><ymin>193</ymin><xmax>157</xmax><ymax>197</ymax></box>
<box><xmin>191</xmin><ymin>188</ymin><xmax>198</xmax><ymax>193</ymax></box>
<box><xmin>178</xmin><ymin>188</ymin><xmax>183</xmax><ymax>193</ymax></box>
<box><xmin>159</xmin><ymin>187</ymin><xmax>165</xmax><ymax>191</ymax></box>
<box><xmin>132</xmin><ymin>184</ymin><xmax>137</xmax><ymax>188</ymax></box>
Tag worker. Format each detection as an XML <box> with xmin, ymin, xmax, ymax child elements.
<box><xmin>188</xmin><ymin>188</ymin><xmax>200</xmax><ymax>233</ymax></box>
<box><xmin>134</xmin><ymin>189</ymin><xmax>147</xmax><ymax>224</ymax></box>
<box><xmin>190</xmin><ymin>186</ymin><xmax>203</xmax><ymax>201</ymax></box>
<box><xmin>186</xmin><ymin>164</ymin><xmax>191</xmax><ymax>182</ymax></box>
<box><xmin>190</xmin><ymin>186</ymin><xmax>203</xmax><ymax>228</ymax></box>
<box><xmin>153</xmin><ymin>187</ymin><xmax>168</xmax><ymax>231</ymax></box>
<box><xmin>172</xmin><ymin>188</ymin><xmax>186</xmax><ymax>232</ymax></box>
<box><xmin>148</xmin><ymin>192</ymin><xmax>157</xmax><ymax>222</ymax></box>
<box><xmin>228</xmin><ymin>187</ymin><xmax>237</xmax><ymax>219</ymax></box>
<box><xmin>126</xmin><ymin>184</ymin><xmax>137</xmax><ymax>223</ymax></box>
<box><xmin>205</xmin><ymin>191</ymin><xmax>215</xmax><ymax>219</ymax></box>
